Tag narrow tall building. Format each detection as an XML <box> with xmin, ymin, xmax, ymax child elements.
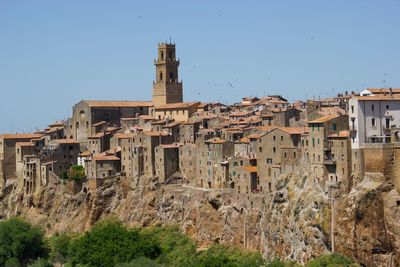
<box><xmin>152</xmin><ymin>43</ymin><xmax>183</xmax><ymax>106</ymax></box>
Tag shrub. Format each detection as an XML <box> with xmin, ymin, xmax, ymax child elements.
<box><xmin>48</xmin><ymin>233</ymin><xmax>71</xmax><ymax>264</ymax></box>
<box><xmin>307</xmin><ymin>253</ymin><xmax>355</xmax><ymax>267</ymax></box>
<box><xmin>67</xmin><ymin>165</ymin><xmax>86</xmax><ymax>181</ymax></box>
<box><xmin>0</xmin><ymin>217</ymin><xmax>48</xmax><ymax>266</ymax></box>
<box><xmin>67</xmin><ymin>219</ymin><xmax>161</xmax><ymax>267</ymax></box>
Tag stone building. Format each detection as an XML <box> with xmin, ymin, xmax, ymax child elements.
<box><xmin>306</xmin><ymin>114</ymin><xmax>349</xmax><ymax>189</ymax></box>
<box><xmin>152</xmin><ymin>43</ymin><xmax>183</xmax><ymax>106</ymax></box>
<box><xmin>196</xmin><ymin>137</ymin><xmax>234</xmax><ymax>188</ymax></box>
<box><xmin>71</xmin><ymin>100</ymin><xmax>152</xmax><ymax>145</ymax></box>
<box><xmin>153</xmin><ymin>102</ymin><xmax>200</xmax><ymax>121</ymax></box>
<box><xmin>155</xmin><ymin>144</ymin><xmax>181</xmax><ymax>182</ymax></box>
<box><xmin>179</xmin><ymin>143</ymin><xmax>197</xmax><ymax>184</ymax></box>
<box><xmin>257</xmin><ymin>127</ymin><xmax>304</xmax><ymax>193</ymax></box>
<box><xmin>349</xmin><ymin>93</ymin><xmax>400</xmax><ymax>178</ymax></box>
<box><xmin>0</xmin><ymin>133</ymin><xmax>42</xmax><ymax>188</ymax></box>
<box><xmin>326</xmin><ymin>130</ymin><xmax>352</xmax><ymax>193</ymax></box>
<box><xmin>87</xmin><ymin>154</ymin><xmax>121</xmax><ymax>179</ymax></box>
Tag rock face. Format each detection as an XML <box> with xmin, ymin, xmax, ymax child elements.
<box><xmin>0</xmin><ymin>171</ymin><xmax>399</xmax><ymax>266</ymax></box>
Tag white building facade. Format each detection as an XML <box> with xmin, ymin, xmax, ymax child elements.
<box><xmin>349</xmin><ymin>95</ymin><xmax>400</xmax><ymax>149</ymax></box>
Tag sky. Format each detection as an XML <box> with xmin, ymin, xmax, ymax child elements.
<box><xmin>0</xmin><ymin>1</ymin><xmax>399</xmax><ymax>133</ymax></box>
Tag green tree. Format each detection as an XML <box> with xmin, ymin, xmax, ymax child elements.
<box><xmin>189</xmin><ymin>244</ymin><xmax>265</xmax><ymax>267</ymax></box>
<box><xmin>67</xmin><ymin>219</ymin><xmax>161</xmax><ymax>267</ymax></box>
<box><xmin>67</xmin><ymin>165</ymin><xmax>86</xmax><ymax>181</ymax></box>
<box><xmin>141</xmin><ymin>225</ymin><xmax>197</xmax><ymax>266</ymax></box>
<box><xmin>307</xmin><ymin>253</ymin><xmax>355</xmax><ymax>267</ymax></box>
<box><xmin>48</xmin><ymin>233</ymin><xmax>71</xmax><ymax>264</ymax></box>
<box><xmin>0</xmin><ymin>217</ymin><xmax>48</xmax><ymax>266</ymax></box>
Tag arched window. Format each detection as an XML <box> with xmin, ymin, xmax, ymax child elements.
<box><xmin>159</xmin><ymin>72</ymin><xmax>163</xmax><ymax>81</ymax></box>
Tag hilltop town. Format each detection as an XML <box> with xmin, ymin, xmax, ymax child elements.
<box><xmin>1</xmin><ymin>43</ymin><xmax>400</xmax><ymax>266</ymax></box>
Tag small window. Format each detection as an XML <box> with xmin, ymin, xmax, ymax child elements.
<box><xmin>351</xmin><ymin>105</ymin><xmax>354</xmax><ymax>113</ymax></box>
<box><xmin>386</xmin><ymin>105</ymin><xmax>390</xmax><ymax>110</ymax></box>
<box><xmin>273</xmin><ymin>147</ymin><xmax>276</xmax><ymax>153</ymax></box>
<box><xmin>372</xmin><ymin>104</ymin><xmax>374</xmax><ymax>111</ymax></box>
<box><xmin>372</xmin><ymin>118</ymin><xmax>376</xmax><ymax>127</ymax></box>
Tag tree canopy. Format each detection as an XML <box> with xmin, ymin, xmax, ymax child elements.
<box><xmin>0</xmin><ymin>217</ymin><xmax>48</xmax><ymax>266</ymax></box>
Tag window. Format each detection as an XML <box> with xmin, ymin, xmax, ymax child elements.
<box><xmin>259</xmin><ymin>147</ymin><xmax>262</xmax><ymax>153</ymax></box>
<box><xmin>332</xmin><ymin>124</ymin><xmax>337</xmax><ymax>131</ymax></box>
<box><xmin>386</xmin><ymin>105</ymin><xmax>390</xmax><ymax>110</ymax></box>
<box><xmin>161</xmin><ymin>51</ymin><xmax>164</xmax><ymax>60</ymax></box>
<box><xmin>372</xmin><ymin>118</ymin><xmax>376</xmax><ymax>127</ymax></box>
<box><xmin>280</xmin><ymin>136</ymin><xmax>283</xmax><ymax>141</ymax></box>
<box><xmin>273</xmin><ymin>147</ymin><xmax>276</xmax><ymax>153</ymax></box>
<box><xmin>372</xmin><ymin>104</ymin><xmax>374</xmax><ymax>111</ymax></box>
<box><xmin>169</xmin><ymin>72</ymin><xmax>173</xmax><ymax>81</ymax></box>
<box><xmin>351</xmin><ymin>105</ymin><xmax>354</xmax><ymax>113</ymax></box>
<box><xmin>267</xmin><ymin>158</ymin><xmax>272</xmax><ymax>164</ymax></box>
<box><xmin>159</xmin><ymin>71</ymin><xmax>163</xmax><ymax>81</ymax></box>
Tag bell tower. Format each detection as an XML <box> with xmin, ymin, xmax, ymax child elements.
<box><xmin>152</xmin><ymin>42</ymin><xmax>183</xmax><ymax>106</ymax></box>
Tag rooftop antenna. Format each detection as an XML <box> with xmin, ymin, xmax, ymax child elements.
<box><xmin>169</xmin><ymin>36</ymin><xmax>172</xmax><ymax>44</ymax></box>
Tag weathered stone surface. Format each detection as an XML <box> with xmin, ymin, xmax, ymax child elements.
<box><xmin>0</xmin><ymin>171</ymin><xmax>399</xmax><ymax>266</ymax></box>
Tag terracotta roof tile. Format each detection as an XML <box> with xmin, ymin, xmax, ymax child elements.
<box><xmin>242</xmin><ymin>166</ymin><xmax>257</xmax><ymax>172</ymax></box>
<box><xmin>0</xmin><ymin>133</ymin><xmax>42</xmax><ymax>140</ymax></box>
<box><xmin>308</xmin><ymin>114</ymin><xmax>340</xmax><ymax>124</ymax></box>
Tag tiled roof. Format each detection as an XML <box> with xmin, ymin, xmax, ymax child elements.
<box><xmin>308</xmin><ymin>114</ymin><xmax>340</xmax><ymax>124</ymax></box>
<box><xmin>247</xmin><ymin>133</ymin><xmax>263</xmax><ymax>139</ymax></box>
<box><xmin>92</xmin><ymin>121</ymin><xmax>107</xmax><ymax>127</ymax></box>
<box><xmin>160</xmin><ymin>143</ymin><xmax>182</xmax><ymax>148</ymax></box>
<box><xmin>367</xmin><ymin>88</ymin><xmax>400</xmax><ymax>94</ymax></box>
<box><xmin>79</xmin><ymin>150</ymin><xmax>92</xmax><ymax>157</ymax></box>
<box><xmin>242</xmin><ymin>166</ymin><xmax>257</xmax><ymax>172</ymax></box>
<box><xmin>114</xmin><ymin>133</ymin><xmax>134</xmax><ymax>139</ymax></box>
<box><xmin>139</xmin><ymin>115</ymin><xmax>155</xmax><ymax>120</ymax></box>
<box><xmin>328</xmin><ymin>130</ymin><xmax>350</xmax><ymax>138</ymax></box>
<box><xmin>355</xmin><ymin>95</ymin><xmax>400</xmax><ymax>101</ymax></box>
<box><xmin>0</xmin><ymin>133</ymin><xmax>42</xmax><ymax>140</ymax></box>
<box><xmin>143</xmin><ymin>131</ymin><xmax>170</xmax><ymax>137</ymax></box>
<box><xmin>277</xmin><ymin>127</ymin><xmax>309</xmax><ymax>135</ymax></box>
<box><xmin>83</xmin><ymin>100</ymin><xmax>153</xmax><ymax>107</ymax></box>
<box><xmin>205</xmin><ymin>138</ymin><xmax>229</xmax><ymax>144</ymax></box>
<box><xmin>93</xmin><ymin>155</ymin><xmax>120</xmax><ymax>161</ymax></box>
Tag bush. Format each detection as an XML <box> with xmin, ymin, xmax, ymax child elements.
<box><xmin>67</xmin><ymin>219</ymin><xmax>161</xmax><ymax>267</ymax></box>
<box><xmin>116</xmin><ymin>256</ymin><xmax>159</xmax><ymax>267</ymax></box>
<box><xmin>141</xmin><ymin>225</ymin><xmax>197</xmax><ymax>266</ymax></box>
<box><xmin>189</xmin><ymin>244</ymin><xmax>265</xmax><ymax>267</ymax></box>
<box><xmin>307</xmin><ymin>253</ymin><xmax>355</xmax><ymax>267</ymax></box>
<box><xmin>266</xmin><ymin>258</ymin><xmax>301</xmax><ymax>267</ymax></box>
<box><xmin>0</xmin><ymin>217</ymin><xmax>48</xmax><ymax>266</ymax></box>
<box><xmin>67</xmin><ymin>165</ymin><xmax>86</xmax><ymax>181</ymax></box>
<box><xmin>48</xmin><ymin>233</ymin><xmax>71</xmax><ymax>264</ymax></box>
<box><xmin>27</xmin><ymin>258</ymin><xmax>53</xmax><ymax>267</ymax></box>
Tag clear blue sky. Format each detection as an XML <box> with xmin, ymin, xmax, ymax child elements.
<box><xmin>0</xmin><ymin>0</ymin><xmax>399</xmax><ymax>133</ymax></box>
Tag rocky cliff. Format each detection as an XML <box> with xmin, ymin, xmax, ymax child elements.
<box><xmin>0</xmin><ymin>170</ymin><xmax>399</xmax><ymax>266</ymax></box>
